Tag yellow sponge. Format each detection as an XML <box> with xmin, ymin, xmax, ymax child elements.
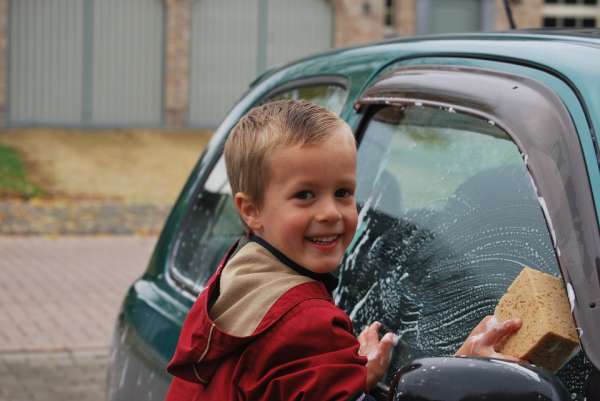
<box><xmin>494</xmin><ymin>266</ymin><xmax>579</xmax><ymax>372</ymax></box>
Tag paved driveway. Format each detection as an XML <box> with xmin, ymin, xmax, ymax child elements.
<box><xmin>0</xmin><ymin>236</ymin><xmax>156</xmax><ymax>401</ymax></box>
<box><xmin>1</xmin><ymin>350</ymin><xmax>107</xmax><ymax>401</ymax></box>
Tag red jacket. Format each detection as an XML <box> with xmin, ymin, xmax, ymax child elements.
<box><xmin>165</xmin><ymin>238</ymin><xmax>368</xmax><ymax>401</ymax></box>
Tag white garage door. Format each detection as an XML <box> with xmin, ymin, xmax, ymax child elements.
<box><xmin>8</xmin><ymin>0</ymin><xmax>164</xmax><ymax>127</ymax></box>
<box><xmin>9</xmin><ymin>0</ymin><xmax>84</xmax><ymax>125</ymax></box>
<box><xmin>428</xmin><ymin>0</ymin><xmax>482</xmax><ymax>34</ymax></box>
<box><xmin>267</xmin><ymin>0</ymin><xmax>334</xmax><ymax>67</ymax></box>
<box><xmin>189</xmin><ymin>0</ymin><xmax>334</xmax><ymax>128</ymax></box>
<box><xmin>91</xmin><ymin>0</ymin><xmax>163</xmax><ymax>125</ymax></box>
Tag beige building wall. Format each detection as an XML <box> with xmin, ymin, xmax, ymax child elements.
<box><xmin>332</xmin><ymin>0</ymin><xmax>385</xmax><ymax>47</ymax></box>
<box><xmin>495</xmin><ymin>0</ymin><xmax>544</xmax><ymax>30</ymax></box>
<box><xmin>164</xmin><ymin>0</ymin><xmax>191</xmax><ymax>128</ymax></box>
<box><xmin>395</xmin><ymin>0</ymin><xmax>417</xmax><ymax>37</ymax></box>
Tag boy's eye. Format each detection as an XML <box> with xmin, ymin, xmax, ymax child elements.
<box><xmin>295</xmin><ymin>191</ymin><xmax>314</xmax><ymax>200</ymax></box>
<box><xmin>335</xmin><ymin>188</ymin><xmax>354</xmax><ymax>198</ymax></box>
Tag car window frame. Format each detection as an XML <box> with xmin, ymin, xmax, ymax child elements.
<box><xmin>166</xmin><ymin>75</ymin><xmax>350</xmax><ymax>297</ymax></box>
<box><xmin>352</xmin><ymin>64</ymin><xmax>600</xmax><ymax>370</ymax></box>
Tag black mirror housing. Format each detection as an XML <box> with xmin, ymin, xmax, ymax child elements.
<box><xmin>390</xmin><ymin>357</ymin><xmax>570</xmax><ymax>401</ymax></box>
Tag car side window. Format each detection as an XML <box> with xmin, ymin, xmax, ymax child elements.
<box><xmin>265</xmin><ymin>84</ymin><xmax>346</xmax><ymax>113</ymax></box>
<box><xmin>169</xmin><ymin>83</ymin><xmax>347</xmax><ymax>293</ymax></box>
<box><xmin>336</xmin><ymin>105</ymin><xmax>592</xmax><ymax>397</ymax></box>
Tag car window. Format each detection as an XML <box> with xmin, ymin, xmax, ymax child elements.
<box><xmin>169</xmin><ymin>83</ymin><xmax>348</xmax><ymax>293</ymax></box>
<box><xmin>265</xmin><ymin>84</ymin><xmax>346</xmax><ymax>113</ymax></box>
<box><xmin>336</xmin><ymin>105</ymin><xmax>592</xmax><ymax>398</ymax></box>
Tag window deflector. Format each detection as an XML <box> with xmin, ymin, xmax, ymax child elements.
<box><xmin>354</xmin><ymin>65</ymin><xmax>600</xmax><ymax>370</ymax></box>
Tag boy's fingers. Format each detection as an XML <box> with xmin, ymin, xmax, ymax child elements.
<box><xmin>366</xmin><ymin>322</ymin><xmax>380</xmax><ymax>345</ymax></box>
<box><xmin>472</xmin><ymin>315</ymin><xmax>493</xmax><ymax>334</ymax></box>
<box><xmin>480</xmin><ymin>319</ymin><xmax>513</xmax><ymax>344</ymax></box>
<box><xmin>456</xmin><ymin>317</ymin><xmax>522</xmax><ymax>357</ymax></box>
<box><xmin>358</xmin><ymin>323</ymin><xmax>381</xmax><ymax>356</ymax></box>
<box><xmin>494</xmin><ymin>321</ymin><xmax>520</xmax><ymax>346</ymax></box>
<box><xmin>357</xmin><ymin>326</ymin><xmax>368</xmax><ymax>343</ymax></box>
<box><xmin>495</xmin><ymin>318</ymin><xmax>522</xmax><ymax>342</ymax></box>
<box><xmin>379</xmin><ymin>332</ymin><xmax>396</xmax><ymax>359</ymax></box>
<box><xmin>506</xmin><ymin>318</ymin><xmax>523</xmax><ymax>331</ymax></box>
<box><xmin>381</xmin><ymin>332</ymin><xmax>396</xmax><ymax>345</ymax></box>
<box><xmin>494</xmin><ymin>319</ymin><xmax>522</xmax><ymax>349</ymax></box>
<box><xmin>359</xmin><ymin>322</ymin><xmax>378</xmax><ymax>341</ymax></box>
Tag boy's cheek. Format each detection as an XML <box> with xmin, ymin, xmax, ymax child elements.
<box><xmin>351</xmin><ymin>204</ymin><xmax>359</xmax><ymax>228</ymax></box>
<box><xmin>345</xmin><ymin>212</ymin><xmax>359</xmax><ymax>244</ymax></box>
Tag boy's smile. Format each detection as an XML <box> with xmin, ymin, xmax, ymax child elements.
<box><xmin>245</xmin><ymin>125</ymin><xmax>358</xmax><ymax>274</ymax></box>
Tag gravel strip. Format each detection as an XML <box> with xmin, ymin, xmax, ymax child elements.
<box><xmin>0</xmin><ymin>200</ymin><xmax>171</xmax><ymax>236</ymax></box>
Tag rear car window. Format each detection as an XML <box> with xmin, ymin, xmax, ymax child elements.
<box><xmin>265</xmin><ymin>84</ymin><xmax>346</xmax><ymax>113</ymax></box>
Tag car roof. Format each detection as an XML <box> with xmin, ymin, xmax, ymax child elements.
<box><xmin>325</xmin><ymin>28</ymin><xmax>600</xmax><ymax>57</ymax></box>
<box><xmin>257</xmin><ymin>29</ymin><xmax>600</xmax><ymax>86</ymax></box>
<box><xmin>260</xmin><ymin>29</ymin><xmax>599</xmax><ymax>89</ymax></box>
<box><xmin>289</xmin><ymin>29</ymin><xmax>600</xmax><ymax>73</ymax></box>
<box><xmin>505</xmin><ymin>28</ymin><xmax>600</xmax><ymax>40</ymax></box>
<box><xmin>383</xmin><ymin>28</ymin><xmax>600</xmax><ymax>43</ymax></box>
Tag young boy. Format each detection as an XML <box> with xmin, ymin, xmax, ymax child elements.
<box><xmin>165</xmin><ymin>100</ymin><xmax>521</xmax><ymax>401</ymax></box>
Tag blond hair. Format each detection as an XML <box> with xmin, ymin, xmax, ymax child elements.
<box><xmin>224</xmin><ymin>99</ymin><xmax>347</xmax><ymax>205</ymax></box>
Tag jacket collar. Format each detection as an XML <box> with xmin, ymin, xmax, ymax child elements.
<box><xmin>248</xmin><ymin>233</ymin><xmax>339</xmax><ymax>293</ymax></box>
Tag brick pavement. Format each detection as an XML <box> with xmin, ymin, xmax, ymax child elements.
<box><xmin>0</xmin><ymin>236</ymin><xmax>157</xmax><ymax>401</ymax></box>
<box><xmin>0</xmin><ymin>236</ymin><xmax>155</xmax><ymax>352</ymax></box>
<box><xmin>0</xmin><ymin>350</ymin><xmax>107</xmax><ymax>401</ymax></box>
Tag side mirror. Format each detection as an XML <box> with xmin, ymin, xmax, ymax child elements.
<box><xmin>389</xmin><ymin>357</ymin><xmax>569</xmax><ymax>401</ymax></box>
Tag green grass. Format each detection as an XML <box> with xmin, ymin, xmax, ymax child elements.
<box><xmin>0</xmin><ymin>143</ymin><xmax>46</xmax><ymax>198</ymax></box>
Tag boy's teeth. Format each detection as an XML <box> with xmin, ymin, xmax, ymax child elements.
<box><xmin>309</xmin><ymin>235</ymin><xmax>338</xmax><ymax>243</ymax></box>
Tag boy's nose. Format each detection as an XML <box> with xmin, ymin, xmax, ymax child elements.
<box><xmin>316</xmin><ymin>199</ymin><xmax>342</xmax><ymax>222</ymax></box>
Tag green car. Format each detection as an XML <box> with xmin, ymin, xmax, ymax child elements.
<box><xmin>106</xmin><ymin>30</ymin><xmax>600</xmax><ymax>401</ymax></box>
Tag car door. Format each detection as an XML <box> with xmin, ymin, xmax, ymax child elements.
<box><xmin>337</xmin><ymin>64</ymin><xmax>600</xmax><ymax>400</ymax></box>
<box><xmin>106</xmin><ymin>76</ymin><xmax>351</xmax><ymax>401</ymax></box>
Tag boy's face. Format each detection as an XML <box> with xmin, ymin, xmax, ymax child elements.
<box><xmin>250</xmin><ymin>125</ymin><xmax>358</xmax><ymax>274</ymax></box>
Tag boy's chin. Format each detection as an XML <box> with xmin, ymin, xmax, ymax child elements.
<box><xmin>305</xmin><ymin>258</ymin><xmax>343</xmax><ymax>274</ymax></box>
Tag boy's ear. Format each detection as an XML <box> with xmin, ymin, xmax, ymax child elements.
<box><xmin>234</xmin><ymin>192</ymin><xmax>262</xmax><ymax>232</ymax></box>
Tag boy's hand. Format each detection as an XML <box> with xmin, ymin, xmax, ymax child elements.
<box><xmin>357</xmin><ymin>322</ymin><xmax>397</xmax><ymax>390</ymax></box>
<box><xmin>455</xmin><ymin>315</ymin><xmax>522</xmax><ymax>361</ymax></box>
